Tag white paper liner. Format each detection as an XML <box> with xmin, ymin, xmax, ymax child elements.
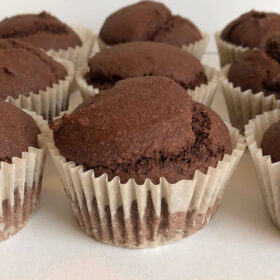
<box><xmin>48</xmin><ymin>122</ymin><xmax>245</xmax><ymax>248</ymax></box>
<box><xmin>215</xmin><ymin>31</ymin><xmax>247</xmax><ymax>67</ymax></box>
<box><xmin>97</xmin><ymin>33</ymin><xmax>209</xmax><ymax>60</ymax></box>
<box><xmin>220</xmin><ymin>65</ymin><xmax>280</xmax><ymax>133</ymax></box>
<box><xmin>76</xmin><ymin>63</ymin><xmax>219</xmax><ymax>107</ymax></box>
<box><xmin>5</xmin><ymin>58</ymin><xmax>75</xmax><ymax>121</ymax></box>
<box><xmin>46</xmin><ymin>25</ymin><xmax>96</xmax><ymax>69</ymax></box>
<box><xmin>0</xmin><ymin>111</ymin><xmax>49</xmax><ymax>240</ymax></box>
<box><xmin>245</xmin><ymin>109</ymin><xmax>280</xmax><ymax>229</ymax></box>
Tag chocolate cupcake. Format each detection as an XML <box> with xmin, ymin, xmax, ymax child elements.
<box><xmin>98</xmin><ymin>1</ymin><xmax>209</xmax><ymax>59</ymax></box>
<box><xmin>215</xmin><ymin>10</ymin><xmax>280</xmax><ymax>66</ymax></box>
<box><xmin>221</xmin><ymin>49</ymin><xmax>280</xmax><ymax>132</ymax></box>
<box><xmin>0</xmin><ymin>100</ymin><xmax>48</xmax><ymax>240</ymax></box>
<box><xmin>49</xmin><ymin>76</ymin><xmax>245</xmax><ymax>248</ymax></box>
<box><xmin>0</xmin><ymin>11</ymin><xmax>96</xmax><ymax>67</ymax></box>
<box><xmin>245</xmin><ymin>109</ymin><xmax>280</xmax><ymax>229</ymax></box>
<box><xmin>265</xmin><ymin>32</ymin><xmax>280</xmax><ymax>63</ymax></box>
<box><xmin>76</xmin><ymin>41</ymin><xmax>218</xmax><ymax>107</ymax></box>
<box><xmin>0</xmin><ymin>39</ymin><xmax>74</xmax><ymax>121</ymax></box>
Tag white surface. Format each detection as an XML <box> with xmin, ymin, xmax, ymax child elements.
<box><xmin>0</xmin><ymin>54</ymin><xmax>279</xmax><ymax>280</ymax></box>
<box><xmin>1</xmin><ymin>0</ymin><xmax>280</xmax><ymax>52</ymax></box>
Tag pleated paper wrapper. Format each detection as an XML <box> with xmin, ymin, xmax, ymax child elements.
<box><xmin>5</xmin><ymin>58</ymin><xmax>75</xmax><ymax>122</ymax></box>
<box><xmin>215</xmin><ymin>31</ymin><xmax>247</xmax><ymax>67</ymax></box>
<box><xmin>220</xmin><ymin>65</ymin><xmax>280</xmax><ymax>133</ymax></box>
<box><xmin>49</xmin><ymin>124</ymin><xmax>245</xmax><ymax>248</ymax></box>
<box><xmin>245</xmin><ymin>109</ymin><xmax>280</xmax><ymax>229</ymax></box>
<box><xmin>76</xmin><ymin>63</ymin><xmax>219</xmax><ymax>108</ymax></box>
<box><xmin>97</xmin><ymin>33</ymin><xmax>209</xmax><ymax>60</ymax></box>
<box><xmin>47</xmin><ymin>25</ymin><xmax>96</xmax><ymax>69</ymax></box>
<box><xmin>0</xmin><ymin>111</ymin><xmax>49</xmax><ymax>241</ymax></box>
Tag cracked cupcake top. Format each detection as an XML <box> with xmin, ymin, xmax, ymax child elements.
<box><xmin>51</xmin><ymin>76</ymin><xmax>231</xmax><ymax>184</ymax></box>
<box><xmin>0</xmin><ymin>100</ymin><xmax>40</xmax><ymax>163</ymax></box>
<box><xmin>0</xmin><ymin>11</ymin><xmax>82</xmax><ymax>51</ymax></box>
<box><xmin>221</xmin><ymin>10</ymin><xmax>280</xmax><ymax>49</ymax></box>
<box><xmin>85</xmin><ymin>41</ymin><xmax>207</xmax><ymax>90</ymax></box>
<box><xmin>0</xmin><ymin>38</ymin><xmax>67</xmax><ymax>100</ymax></box>
<box><xmin>99</xmin><ymin>1</ymin><xmax>202</xmax><ymax>47</ymax></box>
<box><xmin>228</xmin><ymin>49</ymin><xmax>280</xmax><ymax>98</ymax></box>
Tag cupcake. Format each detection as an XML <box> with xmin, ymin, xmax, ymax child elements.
<box><xmin>0</xmin><ymin>39</ymin><xmax>75</xmax><ymax>121</ymax></box>
<box><xmin>245</xmin><ymin>109</ymin><xmax>280</xmax><ymax>229</ymax></box>
<box><xmin>76</xmin><ymin>41</ymin><xmax>218</xmax><ymax>107</ymax></box>
<box><xmin>0</xmin><ymin>11</ymin><xmax>96</xmax><ymax>67</ymax></box>
<box><xmin>221</xmin><ymin>49</ymin><xmax>280</xmax><ymax>132</ymax></box>
<box><xmin>49</xmin><ymin>76</ymin><xmax>245</xmax><ymax>248</ymax></box>
<box><xmin>98</xmin><ymin>1</ymin><xmax>209</xmax><ymax>59</ymax></box>
<box><xmin>215</xmin><ymin>10</ymin><xmax>280</xmax><ymax>66</ymax></box>
<box><xmin>0</xmin><ymin>100</ymin><xmax>48</xmax><ymax>240</ymax></box>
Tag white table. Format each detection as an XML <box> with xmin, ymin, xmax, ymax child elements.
<box><xmin>0</xmin><ymin>54</ymin><xmax>279</xmax><ymax>280</ymax></box>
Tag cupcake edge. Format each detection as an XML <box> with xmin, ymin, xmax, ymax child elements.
<box><xmin>0</xmin><ymin>110</ymin><xmax>49</xmax><ymax>241</ymax></box>
<box><xmin>76</xmin><ymin>63</ymin><xmax>219</xmax><ymax>108</ymax></box>
<box><xmin>47</xmin><ymin>25</ymin><xmax>96</xmax><ymax>69</ymax></box>
<box><xmin>245</xmin><ymin>109</ymin><xmax>280</xmax><ymax>229</ymax></box>
<box><xmin>215</xmin><ymin>31</ymin><xmax>247</xmax><ymax>67</ymax></box>
<box><xmin>5</xmin><ymin>58</ymin><xmax>75</xmax><ymax>121</ymax></box>
<box><xmin>48</xmin><ymin>119</ymin><xmax>245</xmax><ymax>248</ymax></box>
<box><xmin>97</xmin><ymin>32</ymin><xmax>210</xmax><ymax>60</ymax></box>
<box><xmin>220</xmin><ymin>65</ymin><xmax>280</xmax><ymax>133</ymax></box>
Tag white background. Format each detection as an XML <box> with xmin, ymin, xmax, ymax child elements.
<box><xmin>1</xmin><ymin>0</ymin><xmax>280</xmax><ymax>52</ymax></box>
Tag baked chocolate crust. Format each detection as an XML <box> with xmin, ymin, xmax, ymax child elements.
<box><xmin>0</xmin><ymin>100</ymin><xmax>40</xmax><ymax>163</ymax></box>
<box><xmin>51</xmin><ymin>76</ymin><xmax>231</xmax><ymax>184</ymax></box>
<box><xmin>0</xmin><ymin>38</ymin><xmax>67</xmax><ymax>100</ymax></box>
<box><xmin>261</xmin><ymin>120</ymin><xmax>280</xmax><ymax>162</ymax></box>
<box><xmin>221</xmin><ymin>10</ymin><xmax>280</xmax><ymax>49</ymax></box>
<box><xmin>85</xmin><ymin>41</ymin><xmax>207</xmax><ymax>90</ymax></box>
<box><xmin>228</xmin><ymin>49</ymin><xmax>280</xmax><ymax>98</ymax></box>
<box><xmin>0</xmin><ymin>11</ymin><xmax>82</xmax><ymax>51</ymax></box>
<box><xmin>100</xmin><ymin>1</ymin><xmax>201</xmax><ymax>47</ymax></box>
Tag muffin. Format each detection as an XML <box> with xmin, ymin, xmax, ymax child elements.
<box><xmin>0</xmin><ymin>11</ymin><xmax>96</xmax><ymax>67</ymax></box>
<box><xmin>221</xmin><ymin>49</ymin><xmax>280</xmax><ymax>132</ymax></box>
<box><xmin>0</xmin><ymin>38</ymin><xmax>74</xmax><ymax>121</ymax></box>
<box><xmin>98</xmin><ymin>1</ymin><xmax>209</xmax><ymax>59</ymax></box>
<box><xmin>0</xmin><ymin>100</ymin><xmax>48</xmax><ymax>240</ymax></box>
<box><xmin>76</xmin><ymin>41</ymin><xmax>218</xmax><ymax>107</ymax></box>
<box><xmin>245</xmin><ymin>109</ymin><xmax>280</xmax><ymax>229</ymax></box>
<box><xmin>49</xmin><ymin>76</ymin><xmax>245</xmax><ymax>248</ymax></box>
<box><xmin>215</xmin><ymin>10</ymin><xmax>280</xmax><ymax>66</ymax></box>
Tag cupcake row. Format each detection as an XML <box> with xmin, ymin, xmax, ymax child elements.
<box><xmin>0</xmin><ymin>1</ymin><xmax>280</xmax><ymax>248</ymax></box>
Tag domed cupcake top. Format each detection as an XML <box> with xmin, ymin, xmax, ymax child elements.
<box><xmin>221</xmin><ymin>10</ymin><xmax>280</xmax><ymax>49</ymax></box>
<box><xmin>265</xmin><ymin>32</ymin><xmax>280</xmax><ymax>63</ymax></box>
<box><xmin>228</xmin><ymin>49</ymin><xmax>280</xmax><ymax>98</ymax></box>
<box><xmin>99</xmin><ymin>0</ymin><xmax>201</xmax><ymax>47</ymax></box>
<box><xmin>51</xmin><ymin>76</ymin><xmax>231</xmax><ymax>184</ymax></box>
<box><xmin>0</xmin><ymin>38</ymin><xmax>67</xmax><ymax>100</ymax></box>
<box><xmin>85</xmin><ymin>41</ymin><xmax>207</xmax><ymax>90</ymax></box>
<box><xmin>0</xmin><ymin>100</ymin><xmax>40</xmax><ymax>163</ymax></box>
<box><xmin>261</xmin><ymin>120</ymin><xmax>280</xmax><ymax>163</ymax></box>
<box><xmin>0</xmin><ymin>11</ymin><xmax>82</xmax><ymax>51</ymax></box>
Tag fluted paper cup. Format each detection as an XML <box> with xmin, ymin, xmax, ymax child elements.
<box><xmin>47</xmin><ymin>25</ymin><xmax>96</xmax><ymax>69</ymax></box>
<box><xmin>0</xmin><ymin>111</ymin><xmax>49</xmax><ymax>241</ymax></box>
<box><xmin>5</xmin><ymin>58</ymin><xmax>75</xmax><ymax>122</ymax></box>
<box><xmin>220</xmin><ymin>65</ymin><xmax>280</xmax><ymax>133</ymax></box>
<box><xmin>48</xmin><ymin>121</ymin><xmax>245</xmax><ymax>248</ymax></box>
<box><xmin>215</xmin><ymin>31</ymin><xmax>247</xmax><ymax>67</ymax></box>
<box><xmin>97</xmin><ymin>33</ymin><xmax>209</xmax><ymax>60</ymax></box>
<box><xmin>76</xmin><ymin>63</ymin><xmax>219</xmax><ymax>107</ymax></box>
<box><xmin>245</xmin><ymin>109</ymin><xmax>280</xmax><ymax>229</ymax></box>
